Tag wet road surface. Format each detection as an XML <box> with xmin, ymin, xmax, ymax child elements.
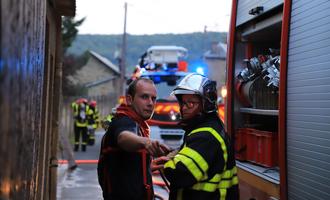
<box><xmin>57</xmin><ymin>130</ymin><xmax>104</xmax><ymax>200</ymax></box>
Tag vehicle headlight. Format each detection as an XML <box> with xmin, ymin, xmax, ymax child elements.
<box><xmin>169</xmin><ymin>111</ymin><xmax>178</xmax><ymax>121</ymax></box>
<box><xmin>170</xmin><ymin>114</ymin><xmax>177</xmax><ymax>121</ymax></box>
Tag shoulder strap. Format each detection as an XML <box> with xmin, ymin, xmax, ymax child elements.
<box><xmin>135</xmin><ymin>123</ymin><xmax>141</xmax><ymax>136</ymax></box>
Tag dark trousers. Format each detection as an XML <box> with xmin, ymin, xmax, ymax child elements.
<box><xmin>74</xmin><ymin>125</ymin><xmax>88</xmax><ymax>151</ymax></box>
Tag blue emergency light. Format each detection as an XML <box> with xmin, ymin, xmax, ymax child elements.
<box><xmin>196</xmin><ymin>67</ymin><xmax>204</xmax><ymax>75</ymax></box>
<box><xmin>153</xmin><ymin>76</ymin><xmax>161</xmax><ymax>83</ymax></box>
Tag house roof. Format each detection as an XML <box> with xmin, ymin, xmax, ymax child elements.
<box><xmin>89</xmin><ymin>51</ymin><xmax>120</xmax><ymax>74</ymax></box>
<box><xmin>85</xmin><ymin>76</ymin><xmax>117</xmax><ymax>88</ymax></box>
<box><xmin>203</xmin><ymin>42</ymin><xmax>227</xmax><ymax>60</ymax></box>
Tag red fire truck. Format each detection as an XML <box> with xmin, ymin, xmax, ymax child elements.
<box><xmin>123</xmin><ymin>46</ymin><xmax>190</xmax><ymax>148</ymax></box>
<box><xmin>125</xmin><ymin>45</ymin><xmax>226</xmax><ymax>148</ymax></box>
<box><xmin>135</xmin><ymin>46</ymin><xmax>190</xmax><ymax>128</ymax></box>
<box><xmin>226</xmin><ymin>0</ymin><xmax>330</xmax><ymax>199</ymax></box>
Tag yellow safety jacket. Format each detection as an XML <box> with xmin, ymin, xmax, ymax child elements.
<box><xmin>101</xmin><ymin>113</ymin><xmax>114</xmax><ymax>131</ymax></box>
<box><xmin>105</xmin><ymin>113</ymin><xmax>114</xmax><ymax>122</ymax></box>
<box><xmin>89</xmin><ymin>107</ymin><xmax>100</xmax><ymax>129</ymax></box>
<box><xmin>74</xmin><ymin>104</ymin><xmax>93</xmax><ymax>127</ymax></box>
<box><xmin>71</xmin><ymin>102</ymin><xmax>78</xmax><ymax>113</ymax></box>
<box><xmin>164</xmin><ymin>116</ymin><xmax>239</xmax><ymax>200</ymax></box>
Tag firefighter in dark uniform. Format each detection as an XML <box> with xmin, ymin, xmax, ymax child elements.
<box><xmin>97</xmin><ymin>78</ymin><xmax>170</xmax><ymax>200</ymax></box>
<box><xmin>163</xmin><ymin>73</ymin><xmax>239</xmax><ymax>200</ymax></box>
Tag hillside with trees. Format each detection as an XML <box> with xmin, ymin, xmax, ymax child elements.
<box><xmin>67</xmin><ymin>32</ymin><xmax>227</xmax><ymax>72</ymax></box>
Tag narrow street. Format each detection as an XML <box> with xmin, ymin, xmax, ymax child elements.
<box><xmin>57</xmin><ymin>130</ymin><xmax>104</xmax><ymax>200</ymax></box>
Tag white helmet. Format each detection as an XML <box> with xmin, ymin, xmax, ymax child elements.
<box><xmin>172</xmin><ymin>73</ymin><xmax>218</xmax><ymax>113</ymax></box>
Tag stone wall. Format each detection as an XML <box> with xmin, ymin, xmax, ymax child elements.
<box><xmin>206</xmin><ymin>59</ymin><xmax>227</xmax><ymax>87</ymax></box>
<box><xmin>71</xmin><ymin>54</ymin><xmax>121</xmax><ymax>97</ymax></box>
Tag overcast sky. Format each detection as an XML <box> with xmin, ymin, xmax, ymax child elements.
<box><xmin>75</xmin><ymin>0</ymin><xmax>232</xmax><ymax>35</ymax></box>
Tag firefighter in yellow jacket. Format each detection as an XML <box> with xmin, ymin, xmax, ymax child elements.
<box><xmin>73</xmin><ymin>98</ymin><xmax>93</xmax><ymax>151</ymax></box>
<box><xmin>163</xmin><ymin>73</ymin><xmax>239</xmax><ymax>200</ymax></box>
<box><xmin>88</xmin><ymin>100</ymin><xmax>100</xmax><ymax>145</ymax></box>
<box><xmin>101</xmin><ymin>108</ymin><xmax>115</xmax><ymax>131</ymax></box>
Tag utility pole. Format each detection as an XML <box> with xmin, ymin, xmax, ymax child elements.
<box><xmin>120</xmin><ymin>2</ymin><xmax>127</xmax><ymax>95</ymax></box>
<box><xmin>203</xmin><ymin>25</ymin><xmax>208</xmax><ymax>53</ymax></box>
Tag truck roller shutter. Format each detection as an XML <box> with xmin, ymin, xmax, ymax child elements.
<box><xmin>236</xmin><ymin>0</ymin><xmax>283</xmax><ymax>26</ymax></box>
<box><xmin>286</xmin><ymin>0</ymin><xmax>330</xmax><ymax>199</ymax></box>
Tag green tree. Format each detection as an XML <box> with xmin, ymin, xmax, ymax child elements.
<box><xmin>61</xmin><ymin>17</ymin><xmax>87</xmax><ymax>96</ymax></box>
<box><xmin>61</xmin><ymin>17</ymin><xmax>85</xmax><ymax>54</ymax></box>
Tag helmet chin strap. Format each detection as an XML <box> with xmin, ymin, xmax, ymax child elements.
<box><xmin>179</xmin><ymin>109</ymin><xmax>204</xmax><ymax>121</ymax></box>
<box><xmin>197</xmin><ymin>112</ymin><xmax>204</xmax><ymax>117</ymax></box>
<box><xmin>201</xmin><ymin>98</ymin><xmax>217</xmax><ymax>113</ymax></box>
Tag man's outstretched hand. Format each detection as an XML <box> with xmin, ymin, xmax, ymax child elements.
<box><xmin>151</xmin><ymin>156</ymin><xmax>170</xmax><ymax>172</ymax></box>
<box><xmin>144</xmin><ymin>139</ymin><xmax>171</xmax><ymax>157</ymax></box>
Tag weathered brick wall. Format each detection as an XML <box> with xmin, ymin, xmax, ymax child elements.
<box><xmin>0</xmin><ymin>0</ymin><xmax>46</xmax><ymax>199</ymax></box>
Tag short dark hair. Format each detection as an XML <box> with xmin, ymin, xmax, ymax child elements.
<box><xmin>126</xmin><ymin>77</ymin><xmax>154</xmax><ymax>97</ymax></box>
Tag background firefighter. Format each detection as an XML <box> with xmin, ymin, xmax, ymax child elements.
<box><xmin>73</xmin><ymin>98</ymin><xmax>93</xmax><ymax>152</ymax></box>
<box><xmin>88</xmin><ymin>100</ymin><xmax>100</xmax><ymax>145</ymax></box>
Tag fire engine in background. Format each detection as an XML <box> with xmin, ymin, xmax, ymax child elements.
<box><xmin>133</xmin><ymin>46</ymin><xmax>190</xmax><ymax>128</ymax></box>
<box><xmin>227</xmin><ymin>0</ymin><xmax>330</xmax><ymax>200</ymax></box>
<box><xmin>124</xmin><ymin>45</ymin><xmax>226</xmax><ymax>149</ymax></box>
<box><xmin>137</xmin><ymin>45</ymin><xmax>226</xmax><ymax>125</ymax></box>
<box><xmin>132</xmin><ymin>46</ymin><xmax>189</xmax><ymax>148</ymax></box>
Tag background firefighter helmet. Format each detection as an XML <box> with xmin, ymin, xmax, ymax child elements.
<box><xmin>172</xmin><ymin>73</ymin><xmax>217</xmax><ymax>113</ymax></box>
<box><xmin>89</xmin><ymin>100</ymin><xmax>97</xmax><ymax>107</ymax></box>
<box><xmin>77</xmin><ymin>98</ymin><xmax>88</xmax><ymax>104</ymax></box>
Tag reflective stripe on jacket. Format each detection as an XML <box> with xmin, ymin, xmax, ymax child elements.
<box><xmin>92</xmin><ymin>108</ymin><xmax>100</xmax><ymax>128</ymax></box>
<box><xmin>74</xmin><ymin>105</ymin><xmax>93</xmax><ymax>127</ymax></box>
<box><xmin>88</xmin><ymin>107</ymin><xmax>100</xmax><ymax>128</ymax></box>
<box><xmin>164</xmin><ymin>126</ymin><xmax>238</xmax><ymax>200</ymax></box>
